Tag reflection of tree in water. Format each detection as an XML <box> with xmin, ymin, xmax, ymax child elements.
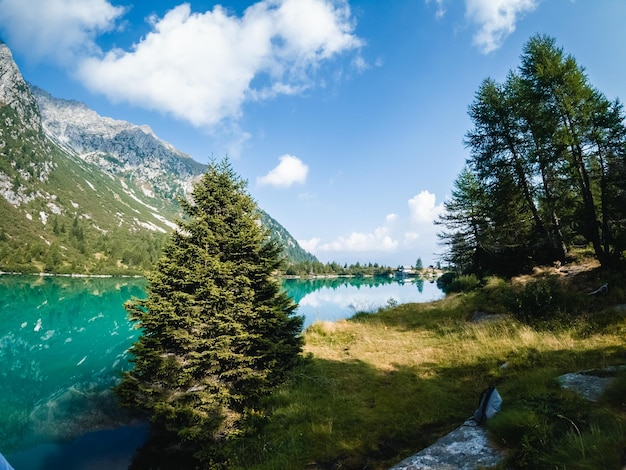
<box><xmin>283</xmin><ymin>276</ymin><xmax>412</xmax><ymax>304</ymax></box>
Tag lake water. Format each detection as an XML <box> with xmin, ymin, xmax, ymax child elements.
<box><xmin>0</xmin><ymin>274</ymin><xmax>442</xmax><ymax>469</ymax></box>
<box><xmin>282</xmin><ymin>276</ymin><xmax>444</xmax><ymax>327</ymax></box>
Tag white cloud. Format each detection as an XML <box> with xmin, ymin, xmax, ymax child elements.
<box><xmin>408</xmin><ymin>190</ymin><xmax>444</xmax><ymax>223</ymax></box>
<box><xmin>465</xmin><ymin>0</ymin><xmax>537</xmax><ymax>53</ymax></box>
<box><xmin>302</xmin><ymin>226</ymin><xmax>398</xmax><ymax>254</ymax></box>
<box><xmin>213</xmin><ymin>123</ymin><xmax>252</xmax><ymax>159</ymax></box>
<box><xmin>403</xmin><ymin>232</ymin><xmax>420</xmax><ymax>243</ymax></box>
<box><xmin>300</xmin><ymin>191</ymin><xmax>443</xmax><ymax>263</ymax></box>
<box><xmin>0</xmin><ymin>0</ymin><xmax>124</xmax><ymax>64</ymax></box>
<box><xmin>76</xmin><ymin>0</ymin><xmax>363</xmax><ymax>128</ymax></box>
<box><xmin>299</xmin><ymin>237</ymin><xmax>322</xmax><ymax>253</ymax></box>
<box><xmin>258</xmin><ymin>154</ymin><xmax>309</xmax><ymax>188</ymax></box>
<box><xmin>426</xmin><ymin>0</ymin><xmax>447</xmax><ymax>19</ymax></box>
<box><xmin>351</xmin><ymin>55</ymin><xmax>368</xmax><ymax>72</ymax></box>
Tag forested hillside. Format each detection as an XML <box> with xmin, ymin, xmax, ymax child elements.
<box><xmin>0</xmin><ymin>41</ymin><xmax>315</xmax><ymax>274</ymax></box>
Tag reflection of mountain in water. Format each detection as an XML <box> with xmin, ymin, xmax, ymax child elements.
<box><xmin>0</xmin><ymin>274</ymin><xmax>439</xmax><ymax>463</ymax></box>
<box><xmin>0</xmin><ymin>275</ymin><xmax>146</xmax><ymax>454</ymax></box>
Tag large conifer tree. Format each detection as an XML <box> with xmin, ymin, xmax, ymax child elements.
<box><xmin>439</xmin><ymin>35</ymin><xmax>626</xmax><ymax>274</ymax></box>
<box><xmin>116</xmin><ymin>159</ymin><xmax>303</xmax><ymax>463</ymax></box>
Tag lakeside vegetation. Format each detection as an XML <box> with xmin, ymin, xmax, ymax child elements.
<box><xmin>222</xmin><ymin>253</ymin><xmax>626</xmax><ymax>469</ymax></box>
<box><xmin>3</xmin><ymin>31</ymin><xmax>624</xmax><ymax>468</ymax></box>
<box><xmin>118</xmin><ymin>160</ymin><xmax>305</xmax><ymax>466</ymax></box>
<box><xmin>283</xmin><ymin>256</ymin><xmax>441</xmax><ymax>279</ymax></box>
<box><xmin>438</xmin><ymin>35</ymin><xmax>626</xmax><ymax>276</ymax></box>
<box><xmin>118</xmin><ymin>35</ymin><xmax>626</xmax><ymax>468</ymax></box>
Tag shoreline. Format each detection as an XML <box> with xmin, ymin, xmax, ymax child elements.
<box><xmin>0</xmin><ymin>271</ymin><xmax>144</xmax><ymax>278</ymax></box>
<box><xmin>0</xmin><ymin>270</ymin><xmax>444</xmax><ymax>281</ymax></box>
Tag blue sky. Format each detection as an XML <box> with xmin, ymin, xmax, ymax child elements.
<box><xmin>1</xmin><ymin>0</ymin><xmax>625</xmax><ymax>267</ymax></box>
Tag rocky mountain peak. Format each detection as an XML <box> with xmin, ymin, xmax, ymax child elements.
<box><xmin>31</xmin><ymin>85</ymin><xmax>207</xmax><ymax>200</ymax></box>
<box><xmin>0</xmin><ymin>41</ymin><xmax>42</xmax><ymax>132</ymax></box>
<box><xmin>31</xmin><ymin>86</ymin><xmax>156</xmax><ymax>143</ymax></box>
<box><xmin>0</xmin><ymin>41</ymin><xmax>315</xmax><ymax>273</ymax></box>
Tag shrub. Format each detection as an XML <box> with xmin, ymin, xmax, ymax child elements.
<box><xmin>436</xmin><ymin>271</ymin><xmax>457</xmax><ymax>292</ymax></box>
<box><xmin>447</xmin><ymin>274</ymin><xmax>481</xmax><ymax>293</ymax></box>
<box><xmin>505</xmin><ymin>276</ymin><xmax>582</xmax><ymax>324</ymax></box>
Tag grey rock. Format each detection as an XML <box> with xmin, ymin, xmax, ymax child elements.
<box><xmin>558</xmin><ymin>366</ymin><xmax>626</xmax><ymax>402</ymax></box>
<box><xmin>31</xmin><ymin>86</ymin><xmax>206</xmax><ymax>200</ymax></box>
<box><xmin>0</xmin><ymin>42</ymin><xmax>42</xmax><ymax>131</ymax></box>
<box><xmin>390</xmin><ymin>420</ymin><xmax>504</xmax><ymax>470</ymax></box>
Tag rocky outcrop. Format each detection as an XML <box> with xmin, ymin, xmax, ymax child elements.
<box><xmin>0</xmin><ymin>41</ymin><xmax>42</xmax><ymax>131</ymax></box>
<box><xmin>390</xmin><ymin>420</ymin><xmax>504</xmax><ymax>470</ymax></box>
<box><xmin>392</xmin><ymin>365</ymin><xmax>626</xmax><ymax>470</ymax></box>
<box><xmin>558</xmin><ymin>365</ymin><xmax>626</xmax><ymax>402</ymax></box>
<box><xmin>0</xmin><ymin>41</ymin><xmax>56</xmax><ymax>207</ymax></box>
<box><xmin>31</xmin><ymin>86</ymin><xmax>206</xmax><ymax>200</ymax></box>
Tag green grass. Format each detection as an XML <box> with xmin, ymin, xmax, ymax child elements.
<box><xmin>0</xmin><ymin>140</ymin><xmax>172</xmax><ymax>274</ymax></box>
<box><xmin>227</xmin><ymin>264</ymin><xmax>626</xmax><ymax>469</ymax></box>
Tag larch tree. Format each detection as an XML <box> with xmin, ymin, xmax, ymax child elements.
<box><xmin>115</xmin><ymin>159</ymin><xmax>303</xmax><ymax>464</ymax></box>
<box><xmin>440</xmin><ymin>34</ymin><xmax>626</xmax><ymax>275</ymax></box>
<box><xmin>518</xmin><ymin>34</ymin><xmax>626</xmax><ymax>265</ymax></box>
<box><xmin>436</xmin><ymin>167</ymin><xmax>490</xmax><ymax>274</ymax></box>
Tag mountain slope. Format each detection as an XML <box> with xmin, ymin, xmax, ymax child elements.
<box><xmin>0</xmin><ymin>41</ymin><xmax>315</xmax><ymax>273</ymax></box>
<box><xmin>32</xmin><ymin>85</ymin><xmax>206</xmax><ymax>202</ymax></box>
<box><xmin>259</xmin><ymin>211</ymin><xmax>317</xmax><ymax>264</ymax></box>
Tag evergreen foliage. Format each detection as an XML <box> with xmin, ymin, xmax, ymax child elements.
<box><xmin>438</xmin><ymin>35</ymin><xmax>626</xmax><ymax>275</ymax></box>
<box><xmin>115</xmin><ymin>159</ymin><xmax>304</xmax><ymax>464</ymax></box>
<box><xmin>283</xmin><ymin>259</ymin><xmax>395</xmax><ymax>277</ymax></box>
<box><xmin>0</xmin><ymin>100</ymin><xmax>172</xmax><ymax>275</ymax></box>
<box><xmin>0</xmin><ymin>90</ymin><xmax>313</xmax><ymax>275</ymax></box>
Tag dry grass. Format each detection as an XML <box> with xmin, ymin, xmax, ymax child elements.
<box><xmin>231</xmin><ymin>263</ymin><xmax>626</xmax><ymax>469</ymax></box>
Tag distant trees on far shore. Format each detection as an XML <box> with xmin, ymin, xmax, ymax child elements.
<box><xmin>283</xmin><ymin>260</ymin><xmax>396</xmax><ymax>277</ymax></box>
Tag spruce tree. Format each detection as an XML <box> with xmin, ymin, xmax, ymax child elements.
<box><xmin>116</xmin><ymin>159</ymin><xmax>303</xmax><ymax>463</ymax></box>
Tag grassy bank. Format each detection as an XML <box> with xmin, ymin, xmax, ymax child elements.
<box><xmin>229</xmin><ymin>262</ymin><xmax>626</xmax><ymax>469</ymax></box>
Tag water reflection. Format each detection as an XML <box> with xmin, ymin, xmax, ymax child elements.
<box><xmin>0</xmin><ymin>274</ymin><xmax>442</xmax><ymax>467</ymax></box>
<box><xmin>282</xmin><ymin>277</ymin><xmax>443</xmax><ymax>327</ymax></box>
<box><xmin>0</xmin><ymin>275</ymin><xmax>146</xmax><ymax>458</ymax></box>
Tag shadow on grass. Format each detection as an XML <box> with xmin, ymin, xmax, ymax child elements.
<box><xmin>232</xmin><ymin>342</ymin><xmax>626</xmax><ymax>470</ymax></box>
<box><xmin>233</xmin><ymin>356</ymin><xmax>477</xmax><ymax>469</ymax></box>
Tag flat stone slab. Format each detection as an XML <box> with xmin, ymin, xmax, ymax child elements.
<box><xmin>389</xmin><ymin>420</ymin><xmax>504</xmax><ymax>470</ymax></box>
<box><xmin>391</xmin><ymin>365</ymin><xmax>626</xmax><ymax>469</ymax></box>
<box><xmin>558</xmin><ymin>366</ymin><xmax>625</xmax><ymax>402</ymax></box>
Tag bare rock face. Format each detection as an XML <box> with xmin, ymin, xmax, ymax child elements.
<box><xmin>0</xmin><ymin>41</ymin><xmax>56</xmax><ymax>206</ymax></box>
<box><xmin>0</xmin><ymin>42</ymin><xmax>42</xmax><ymax>132</ymax></box>
<box><xmin>31</xmin><ymin>86</ymin><xmax>206</xmax><ymax>200</ymax></box>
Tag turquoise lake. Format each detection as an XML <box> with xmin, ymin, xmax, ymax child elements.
<box><xmin>0</xmin><ymin>274</ymin><xmax>442</xmax><ymax>469</ymax></box>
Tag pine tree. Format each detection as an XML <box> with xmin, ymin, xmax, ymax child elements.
<box><xmin>116</xmin><ymin>159</ymin><xmax>303</xmax><ymax>463</ymax></box>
